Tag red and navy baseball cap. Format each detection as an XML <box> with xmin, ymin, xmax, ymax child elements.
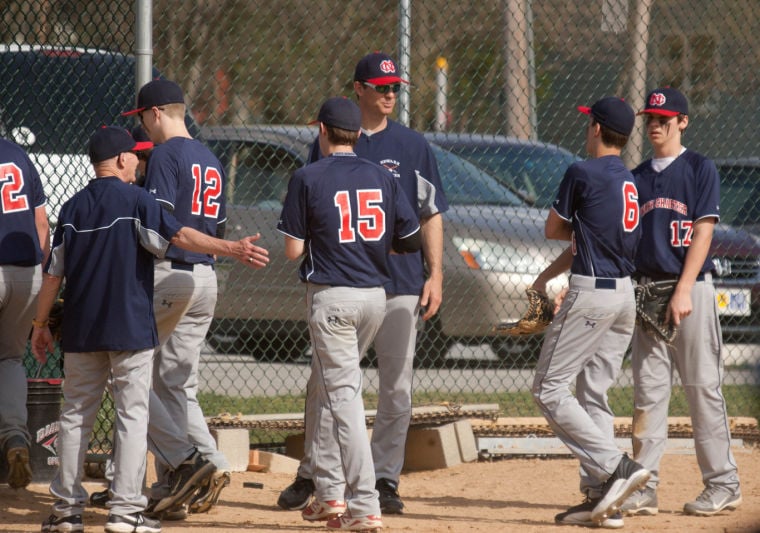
<box><xmin>354</xmin><ymin>52</ymin><xmax>409</xmax><ymax>85</ymax></box>
<box><xmin>577</xmin><ymin>96</ymin><xmax>635</xmax><ymax>136</ymax></box>
<box><xmin>122</xmin><ymin>79</ymin><xmax>185</xmax><ymax>116</ymax></box>
<box><xmin>89</xmin><ymin>126</ymin><xmax>153</xmax><ymax>163</ymax></box>
<box><xmin>638</xmin><ymin>87</ymin><xmax>689</xmax><ymax>116</ymax></box>
<box><xmin>311</xmin><ymin>96</ymin><xmax>362</xmax><ymax>131</ymax></box>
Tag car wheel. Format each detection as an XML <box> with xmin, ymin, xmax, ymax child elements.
<box><xmin>490</xmin><ymin>335</ymin><xmax>542</xmax><ymax>368</ymax></box>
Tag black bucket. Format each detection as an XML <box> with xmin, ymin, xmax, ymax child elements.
<box><xmin>1</xmin><ymin>378</ymin><xmax>62</xmax><ymax>484</ymax></box>
<box><xmin>27</xmin><ymin>378</ymin><xmax>63</xmax><ymax>482</ymax></box>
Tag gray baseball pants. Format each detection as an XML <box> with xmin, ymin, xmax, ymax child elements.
<box><xmin>631</xmin><ymin>275</ymin><xmax>740</xmax><ymax>492</ymax></box>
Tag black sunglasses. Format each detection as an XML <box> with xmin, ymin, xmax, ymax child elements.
<box><xmin>363</xmin><ymin>82</ymin><xmax>402</xmax><ymax>95</ymax></box>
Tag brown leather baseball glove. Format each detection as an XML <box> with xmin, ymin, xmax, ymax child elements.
<box><xmin>635</xmin><ymin>279</ymin><xmax>678</xmax><ymax>343</ymax></box>
<box><xmin>493</xmin><ymin>288</ymin><xmax>554</xmax><ymax>336</ymax></box>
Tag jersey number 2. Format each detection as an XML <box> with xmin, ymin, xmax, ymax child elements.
<box><xmin>334</xmin><ymin>189</ymin><xmax>385</xmax><ymax>243</ymax></box>
<box><xmin>191</xmin><ymin>164</ymin><xmax>222</xmax><ymax>218</ymax></box>
<box><xmin>1</xmin><ymin>163</ymin><xmax>29</xmax><ymax>213</ymax></box>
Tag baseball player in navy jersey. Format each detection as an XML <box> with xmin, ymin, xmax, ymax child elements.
<box><xmin>0</xmin><ymin>136</ymin><xmax>49</xmax><ymax>490</ymax></box>
<box><xmin>30</xmin><ymin>126</ymin><xmax>267</xmax><ymax>533</ymax></box>
<box><xmin>122</xmin><ymin>79</ymin><xmax>242</xmax><ymax>515</ymax></box>
<box><xmin>278</xmin><ymin>96</ymin><xmax>420</xmax><ymax>531</ymax></box>
<box><xmin>278</xmin><ymin>52</ymin><xmax>448</xmax><ymax>516</ymax></box>
<box><xmin>620</xmin><ymin>87</ymin><xmax>741</xmax><ymax>517</ymax></box>
<box><xmin>530</xmin><ymin>97</ymin><xmax>650</xmax><ymax>528</ymax></box>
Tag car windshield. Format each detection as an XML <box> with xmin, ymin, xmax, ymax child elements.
<box><xmin>717</xmin><ymin>163</ymin><xmax>760</xmax><ymax>229</ymax></box>
<box><xmin>431</xmin><ymin>144</ymin><xmax>525</xmax><ymax>206</ymax></box>
<box><xmin>444</xmin><ymin>144</ymin><xmax>580</xmax><ymax>208</ymax></box>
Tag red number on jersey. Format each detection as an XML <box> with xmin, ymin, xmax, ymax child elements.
<box><xmin>191</xmin><ymin>164</ymin><xmax>222</xmax><ymax>218</ymax></box>
<box><xmin>0</xmin><ymin>163</ymin><xmax>30</xmax><ymax>213</ymax></box>
<box><xmin>622</xmin><ymin>181</ymin><xmax>639</xmax><ymax>232</ymax></box>
<box><xmin>334</xmin><ymin>189</ymin><xmax>386</xmax><ymax>243</ymax></box>
<box><xmin>669</xmin><ymin>220</ymin><xmax>694</xmax><ymax>247</ymax></box>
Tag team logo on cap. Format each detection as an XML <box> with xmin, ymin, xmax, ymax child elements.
<box><xmin>379</xmin><ymin>59</ymin><xmax>396</xmax><ymax>74</ymax></box>
<box><xmin>648</xmin><ymin>92</ymin><xmax>667</xmax><ymax>107</ymax></box>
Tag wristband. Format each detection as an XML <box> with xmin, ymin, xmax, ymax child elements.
<box><xmin>32</xmin><ymin>318</ymin><xmax>49</xmax><ymax>328</ymax></box>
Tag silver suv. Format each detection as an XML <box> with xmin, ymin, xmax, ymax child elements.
<box><xmin>201</xmin><ymin>125</ymin><xmax>568</xmax><ymax>367</ymax></box>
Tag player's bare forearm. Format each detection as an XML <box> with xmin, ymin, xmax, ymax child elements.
<box><xmin>172</xmin><ymin>227</ymin><xmax>270</xmax><ymax>268</ymax></box>
<box><xmin>31</xmin><ymin>273</ymin><xmax>62</xmax><ymax>363</ymax></box>
<box><xmin>420</xmin><ymin>213</ymin><xmax>443</xmax><ymax>320</ymax></box>
<box><xmin>35</xmin><ymin>205</ymin><xmax>51</xmax><ymax>267</ymax></box>
<box><xmin>532</xmin><ymin>246</ymin><xmax>573</xmax><ymax>294</ymax></box>
<box><xmin>669</xmin><ymin>218</ymin><xmax>715</xmax><ymax>325</ymax></box>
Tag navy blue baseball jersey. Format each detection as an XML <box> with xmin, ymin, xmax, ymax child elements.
<box><xmin>143</xmin><ymin>137</ymin><xmax>227</xmax><ymax>265</ymax></box>
<box><xmin>632</xmin><ymin>150</ymin><xmax>719</xmax><ymax>277</ymax></box>
<box><xmin>46</xmin><ymin>177</ymin><xmax>183</xmax><ymax>352</ymax></box>
<box><xmin>553</xmin><ymin>155</ymin><xmax>641</xmax><ymax>277</ymax></box>
<box><xmin>309</xmin><ymin>120</ymin><xmax>448</xmax><ymax>295</ymax></box>
<box><xmin>277</xmin><ymin>153</ymin><xmax>420</xmax><ymax>287</ymax></box>
<box><xmin>0</xmin><ymin>138</ymin><xmax>46</xmax><ymax>266</ymax></box>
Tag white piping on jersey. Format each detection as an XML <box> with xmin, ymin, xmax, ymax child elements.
<box><xmin>276</xmin><ymin>228</ymin><xmax>305</xmax><ymax>241</ymax></box>
<box><xmin>304</xmin><ymin>240</ymin><xmax>316</xmax><ymax>281</ymax></box>
<box><xmin>155</xmin><ymin>197</ymin><xmax>175</xmax><ymax>210</ymax></box>
<box><xmin>60</xmin><ymin>217</ymin><xmax>171</xmax><ymax>257</ymax></box>
<box><xmin>400</xmin><ymin>225</ymin><xmax>421</xmax><ymax>239</ymax></box>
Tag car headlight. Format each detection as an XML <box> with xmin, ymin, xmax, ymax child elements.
<box><xmin>452</xmin><ymin>237</ymin><xmax>548</xmax><ymax>274</ymax></box>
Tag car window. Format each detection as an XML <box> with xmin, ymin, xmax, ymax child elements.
<box><xmin>717</xmin><ymin>164</ymin><xmax>760</xmax><ymax>229</ymax></box>
<box><xmin>212</xmin><ymin>139</ymin><xmax>303</xmax><ymax>207</ymax></box>
<box><xmin>446</xmin><ymin>145</ymin><xmax>580</xmax><ymax>208</ymax></box>
<box><xmin>431</xmin><ymin>145</ymin><xmax>524</xmax><ymax>206</ymax></box>
<box><xmin>0</xmin><ymin>49</ymin><xmax>135</xmax><ymax>154</ymax></box>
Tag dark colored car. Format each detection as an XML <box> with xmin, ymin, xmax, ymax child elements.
<box><xmin>422</xmin><ymin>132</ymin><xmax>583</xmax><ymax>208</ymax></box>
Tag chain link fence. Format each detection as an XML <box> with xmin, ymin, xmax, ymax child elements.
<box><xmin>4</xmin><ymin>0</ymin><xmax>759</xmax><ymax>451</ymax></box>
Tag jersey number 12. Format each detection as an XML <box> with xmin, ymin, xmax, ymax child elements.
<box><xmin>0</xmin><ymin>163</ymin><xmax>29</xmax><ymax>214</ymax></box>
<box><xmin>190</xmin><ymin>164</ymin><xmax>222</xmax><ymax>218</ymax></box>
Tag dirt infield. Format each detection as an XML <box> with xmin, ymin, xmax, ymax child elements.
<box><xmin>2</xmin><ymin>447</ymin><xmax>759</xmax><ymax>532</ymax></box>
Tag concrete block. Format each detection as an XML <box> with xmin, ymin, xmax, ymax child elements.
<box><xmin>285</xmin><ymin>432</ymin><xmax>305</xmax><ymax>460</ymax></box>
<box><xmin>403</xmin><ymin>423</ymin><xmax>461</xmax><ymax>471</ymax></box>
<box><xmin>453</xmin><ymin>419</ymin><xmax>478</xmax><ymax>463</ymax></box>
<box><xmin>257</xmin><ymin>451</ymin><xmax>301</xmax><ymax>474</ymax></box>
<box><xmin>210</xmin><ymin>428</ymin><xmax>250</xmax><ymax>472</ymax></box>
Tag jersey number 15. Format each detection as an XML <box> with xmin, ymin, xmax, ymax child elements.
<box><xmin>334</xmin><ymin>189</ymin><xmax>385</xmax><ymax>243</ymax></box>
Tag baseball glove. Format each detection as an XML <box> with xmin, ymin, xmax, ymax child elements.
<box><xmin>47</xmin><ymin>298</ymin><xmax>64</xmax><ymax>341</ymax></box>
<box><xmin>635</xmin><ymin>280</ymin><xmax>678</xmax><ymax>343</ymax></box>
<box><xmin>493</xmin><ymin>288</ymin><xmax>554</xmax><ymax>336</ymax></box>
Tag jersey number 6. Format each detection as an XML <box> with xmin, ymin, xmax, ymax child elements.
<box><xmin>334</xmin><ymin>189</ymin><xmax>386</xmax><ymax>243</ymax></box>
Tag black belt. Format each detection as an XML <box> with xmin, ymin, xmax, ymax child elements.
<box><xmin>636</xmin><ymin>272</ymin><xmax>705</xmax><ymax>282</ymax></box>
<box><xmin>169</xmin><ymin>260</ymin><xmax>218</xmax><ymax>272</ymax></box>
<box><xmin>595</xmin><ymin>278</ymin><xmax>617</xmax><ymax>290</ymax></box>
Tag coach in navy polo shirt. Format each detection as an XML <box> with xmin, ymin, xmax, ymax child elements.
<box><xmin>31</xmin><ymin>127</ymin><xmax>268</xmax><ymax>533</ymax></box>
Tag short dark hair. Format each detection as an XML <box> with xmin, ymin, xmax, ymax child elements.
<box><xmin>593</xmin><ymin>118</ymin><xmax>629</xmax><ymax>149</ymax></box>
<box><xmin>325</xmin><ymin>125</ymin><xmax>359</xmax><ymax>146</ymax></box>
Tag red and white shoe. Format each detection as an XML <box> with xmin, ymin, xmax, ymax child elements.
<box><xmin>326</xmin><ymin>511</ymin><xmax>383</xmax><ymax>531</ymax></box>
<box><xmin>301</xmin><ymin>499</ymin><xmax>347</xmax><ymax>521</ymax></box>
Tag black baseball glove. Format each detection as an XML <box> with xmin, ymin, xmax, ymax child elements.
<box><xmin>635</xmin><ymin>280</ymin><xmax>678</xmax><ymax>343</ymax></box>
<box><xmin>493</xmin><ymin>288</ymin><xmax>554</xmax><ymax>336</ymax></box>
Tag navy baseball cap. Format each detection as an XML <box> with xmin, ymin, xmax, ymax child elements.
<box><xmin>578</xmin><ymin>96</ymin><xmax>635</xmax><ymax>136</ymax></box>
<box><xmin>638</xmin><ymin>87</ymin><xmax>689</xmax><ymax>116</ymax></box>
<box><xmin>89</xmin><ymin>126</ymin><xmax>153</xmax><ymax>163</ymax></box>
<box><xmin>131</xmin><ymin>125</ymin><xmax>151</xmax><ymax>144</ymax></box>
<box><xmin>122</xmin><ymin>79</ymin><xmax>185</xmax><ymax>116</ymax></box>
<box><xmin>354</xmin><ymin>52</ymin><xmax>409</xmax><ymax>85</ymax></box>
<box><xmin>311</xmin><ymin>97</ymin><xmax>362</xmax><ymax>131</ymax></box>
